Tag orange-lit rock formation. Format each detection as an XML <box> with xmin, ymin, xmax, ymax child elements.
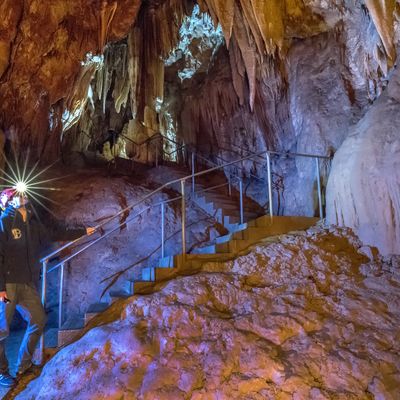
<box><xmin>0</xmin><ymin>0</ymin><xmax>140</xmax><ymax>158</ymax></box>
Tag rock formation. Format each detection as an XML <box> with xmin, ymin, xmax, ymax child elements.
<box><xmin>327</xmin><ymin>63</ymin><xmax>400</xmax><ymax>255</ymax></box>
<box><xmin>1</xmin><ymin>1</ymin><xmax>400</xmax><ymax>252</ymax></box>
<box><xmin>42</xmin><ymin>167</ymin><xmax>222</xmax><ymax>322</ymax></box>
<box><xmin>12</xmin><ymin>227</ymin><xmax>400</xmax><ymax>399</ymax></box>
<box><xmin>0</xmin><ymin>0</ymin><xmax>141</xmax><ymax>159</ymax></box>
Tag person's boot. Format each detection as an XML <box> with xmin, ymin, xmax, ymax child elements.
<box><xmin>0</xmin><ymin>372</ymin><xmax>15</xmax><ymax>387</ymax></box>
<box><xmin>16</xmin><ymin>362</ymin><xmax>41</xmax><ymax>379</ymax></box>
<box><xmin>16</xmin><ymin>361</ymin><xmax>32</xmax><ymax>377</ymax></box>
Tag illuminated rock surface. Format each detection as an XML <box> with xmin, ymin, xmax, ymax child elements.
<box><xmin>327</xmin><ymin>63</ymin><xmax>400</xmax><ymax>256</ymax></box>
<box><xmin>42</xmin><ymin>168</ymin><xmax>222</xmax><ymax>322</ymax></box>
<box><xmin>1</xmin><ymin>0</ymin><xmax>400</xmax><ymax>254</ymax></box>
<box><xmin>12</xmin><ymin>227</ymin><xmax>400</xmax><ymax>399</ymax></box>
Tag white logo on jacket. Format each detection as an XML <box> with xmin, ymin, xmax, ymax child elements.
<box><xmin>11</xmin><ymin>228</ymin><xmax>22</xmax><ymax>240</ymax></box>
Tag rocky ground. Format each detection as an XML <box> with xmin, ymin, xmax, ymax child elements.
<box><xmin>8</xmin><ymin>225</ymin><xmax>400</xmax><ymax>399</ymax></box>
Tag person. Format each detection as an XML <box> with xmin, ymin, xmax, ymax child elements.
<box><xmin>0</xmin><ymin>188</ymin><xmax>94</xmax><ymax>386</ymax></box>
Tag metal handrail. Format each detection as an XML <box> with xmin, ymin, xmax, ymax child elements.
<box><xmin>210</xmin><ymin>152</ymin><xmax>263</xmax><ymax>182</ymax></box>
<box><xmin>40</xmin><ymin>149</ymin><xmax>265</xmax><ymax>264</ymax></box>
<box><xmin>41</xmin><ymin>147</ymin><xmax>329</xmax><ymax>264</ymax></box>
<box><xmin>47</xmin><ymin>194</ymin><xmax>184</xmax><ymax>273</ymax></box>
<box><xmin>39</xmin><ymin>145</ymin><xmax>331</xmax><ymax>360</ymax></box>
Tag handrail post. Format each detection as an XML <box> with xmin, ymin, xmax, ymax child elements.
<box><xmin>181</xmin><ymin>179</ymin><xmax>186</xmax><ymax>255</ymax></box>
<box><xmin>39</xmin><ymin>260</ymin><xmax>48</xmax><ymax>364</ymax></box>
<box><xmin>228</xmin><ymin>174</ymin><xmax>232</xmax><ymax>196</ymax></box>
<box><xmin>58</xmin><ymin>263</ymin><xmax>65</xmax><ymax>329</ymax></box>
<box><xmin>239</xmin><ymin>178</ymin><xmax>244</xmax><ymax>225</ymax></box>
<box><xmin>316</xmin><ymin>157</ymin><xmax>323</xmax><ymax>218</ymax></box>
<box><xmin>113</xmin><ymin>132</ymin><xmax>116</xmax><ymax>166</ymax></box>
<box><xmin>266</xmin><ymin>152</ymin><xmax>273</xmax><ymax>216</ymax></box>
<box><xmin>161</xmin><ymin>202</ymin><xmax>165</xmax><ymax>258</ymax></box>
<box><xmin>191</xmin><ymin>152</ymin><xmax>195</xmax><ymax>194</ymax></box>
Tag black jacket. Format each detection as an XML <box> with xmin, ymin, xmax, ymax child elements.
<box><xmin>0</xmin><ymin>206</ymin><xmax>85</xmax><ymax>291</ymax></box>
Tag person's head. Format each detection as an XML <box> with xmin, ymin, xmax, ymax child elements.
<box><xmin>0</xmin><ymin>188</ymin><xmax>28</xmax><ymax>209</ymax></box>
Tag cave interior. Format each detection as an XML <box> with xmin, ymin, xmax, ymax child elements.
<box><xmin>0</xmin><ymin>0</ymin><xmax>399</xmax><ymax>398</ymax></box>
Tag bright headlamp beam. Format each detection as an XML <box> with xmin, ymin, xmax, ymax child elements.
<box><xmin>15</xmin><ymin>181</ymin><xmax>28</xmax><ymax>194</ymax></box>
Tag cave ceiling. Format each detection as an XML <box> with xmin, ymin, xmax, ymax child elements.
<box><xmin>0</xmin><ymin>0</ymin><xmax>398</xmax><ymax>159</ymax></box>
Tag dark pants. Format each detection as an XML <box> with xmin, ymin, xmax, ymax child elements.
<box><xmin>0</xmin><ymin>283</ymin><xmax>46</xmax><ymax>374</ymax></box>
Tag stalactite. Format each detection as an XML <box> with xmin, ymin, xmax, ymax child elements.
<box><xmin>102</xmin><ymin>52</ymin><xmax>109</xmax><ymax>114</ymax></box>
<box><xmin>64</xmin><ymin>63</ymin><xmax>98</xmax><ymax>131</ymax></box>
<box><xmin>209</xmin><ymin>0</ymin><xmax>235</xmax><ymax>48</ymax></box>
<box><xmin>2</xmin><ymin>0</ymin><xmax>400</xmax><ymax>160</ymax></box>
<box><xmin>365</xmin><ymin>0</ymin><xmax>397</xmax><ymax>65</ymax></box>
<box><xmin>238</xmin><ymin>0</ymin><xmax>265</xmax><ymax>56</ymax></box>
<box><xmin>127</xmin><ymin>27</ymin><xmax>140</xmax><ymax>120</ymax></box>
<box><xmin>229</xmin><ymin>40</ymin><xmax>246</xmax><ymax>106</ymax></box>
<box><xmin>110</xmin><ymin>43</ymin><xmax>130</xmax><ymax>113</ymax></box>
<box><xmin>251</xmin><ymin>0</ymin><xmax>285</xmax><ymax>53</ymax></box>
<box><xmin>231</xmin><ymin>3</ymin><xmax>257</xmax><ymax>111</ymax></box>
<box><xmin>98</xmin><ymin>0</ymin><xmax>118</xmax><ymax>52</ymax></box>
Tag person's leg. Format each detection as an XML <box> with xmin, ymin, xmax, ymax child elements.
<box><xmin>0</xmin><ymin>284</ymin><xmax>17</xmax><ymax>385</ymax></box>
<box><xmin>15</xmin><ymin>283</ymin><xmax>46</xmax><ymax>374</ymax></box>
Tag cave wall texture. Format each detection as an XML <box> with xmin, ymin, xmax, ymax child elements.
<box><xmin>0</xmin><ymin>0</ymin><xmax>399</xmax><ymax>254</ymax></box>
<box><xmin>0</xmin><ymin>0</ymin><xmax>141</xmax><ymax>158</ymax></box>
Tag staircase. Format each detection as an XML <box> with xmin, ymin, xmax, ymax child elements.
<box><xmin>54</xmin><ymin>215</ymin><xmax>317</xmax><ymax>347</ymax></box>
<box><xmin>146</xmin><ymin>164</ymin><xmax>265</xmax><ymax>231</ymax></box>
<box><xmin>42</xmin><ymin>145</ymin><xmax>329</xmax><ymax>350</ymax></box>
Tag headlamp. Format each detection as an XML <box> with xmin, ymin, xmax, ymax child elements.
<box><xmin>15</xmin><ymin>181</ymin><xmax>28</xmax><ymax>194</ymax></box>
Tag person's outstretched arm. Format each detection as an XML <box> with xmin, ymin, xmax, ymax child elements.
<box><xmin>46</xmin><ymin>218</ymin><xmax>95</xmax><ymax>242</ymax></box>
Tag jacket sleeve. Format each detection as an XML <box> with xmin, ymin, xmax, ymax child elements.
<box><xmin>46</xmin><ymin>218</ymin><xmax>86</xmax><ymax>242</ymax></box>
<box><xmin>0</xmin><ymin>226</ymin><xmax>6</xmax><ymax>292</ymax></box>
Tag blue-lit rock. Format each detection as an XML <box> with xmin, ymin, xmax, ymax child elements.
<box><xmin>42</xmin><ymin>168</ymin><xmax>221</xmax><ymax>325</ymax></box>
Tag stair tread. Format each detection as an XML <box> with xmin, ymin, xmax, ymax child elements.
<box><xmin>133</xmin><ymin>279</ymin><xmax>156</xmax><ymax>284</ymax></box>
<box><xmin>44</xmin><ymin>328</ymin><xmax>59</xmax><ymax>348</ymax></box>
<box><xmin>86</xmin><ymin>302</ymin><xmax>109</xmax><ymax>314</ymax></box>
<box><xmin>109</xmin><ymin>290</ymin><xmax>131</xmax><ymax>298</ymax></box>
<box><xmin>60</xmin><ymin>317</ymin><xmax>84</xmax><ymax>331</ymax></box>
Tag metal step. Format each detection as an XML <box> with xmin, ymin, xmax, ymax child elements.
<box><xmin>44</xmin><ymin>328</ymin><xmax>59</xmax><ymax>349</ymax></box>
<box><xmin>192</xmin><ymin>244</ymin><xmax>216</xmax><ymax>254</ymax></box>
<box><xmin>132</xmin><ymin>280</ymin><xmax>156</xmax><ymax>295</ymax></box>
<box><xmin>58</xmin><ymin>317</ymin><xmax>85</xmax><ymax>347</ymax></box>
<box><xmin>215</xmin><ymin>233</ymin><xmax>233</xmax><ymax>244</ymax></box>
<box><xmin>84</xmin><ymin>302</ymin><xmax>109</xmax><ymax>326</ymax></box>
<box><xmin>153</xmin><ymin>267</ymin><xmax>178</xmax><ymax>281</ymax></box>
<box><xmin>141</xmin><ymin>267</ymin><xmax>155</xmax><ymax>281</ymax></box>
<box><xmin>158</xmin><ymin>255</ymin><xmax>175</xmax><ymax>268</ymax></box>
<box><xmin>109</xmin><ymin>290</ymin><xmax>131</xmax><ymax>303</ymax></box>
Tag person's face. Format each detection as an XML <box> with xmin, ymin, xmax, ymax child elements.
<box><xmin>10</xmin><ymin>195</ymin><xmax>28</xmax><ymax>208</ymax></box>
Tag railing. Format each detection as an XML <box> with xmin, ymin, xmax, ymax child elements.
<box><xmin>39</xmin><ymin>146</ymin><xmax>331</xmax><ymax>359</ymax></box>
<box><xmin>99</xmin><ymin>131</ymin><xmax>185</xmax><ymax>167</ymax></box>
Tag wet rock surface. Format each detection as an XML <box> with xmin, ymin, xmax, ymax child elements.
<box><xmin>12</xmin><ymin>226</ymin><xmax>400</xmax><ymax>399</ymax></box>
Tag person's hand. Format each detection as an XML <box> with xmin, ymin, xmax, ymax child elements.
<box><xmin>86</xmin><ymin>227</ymin><xmax>96</xmax><ymax>236</ymax></box>
<box><xmin>1</xmin><ymin>206</ymin><xmax>15</xmax><ymax>218</ymax></box>
<box><xmin>0</xmin><ymin>292</ymin><xmax>9</xmax><ymax>303</ymax></box>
